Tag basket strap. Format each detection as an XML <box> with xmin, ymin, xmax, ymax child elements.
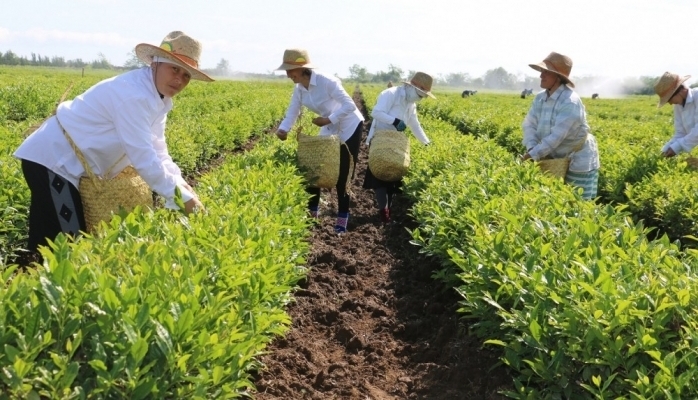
<box><xmin>567</xmin><ymin>134</ymin><xmax>588</xmax><ymax>157</ymax></box>
<box><xmin>22</xmin><ymin>82</ymin><xmax>75</xmax><ymax>137</ymax></box>
<box><xmin>56</xmin><ymin>115</ymin><xmax>127</xmax><ymax>182</ymax></box>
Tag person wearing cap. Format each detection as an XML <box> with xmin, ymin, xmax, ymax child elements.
<box><xmin>14</xmin><ymin>31</ymin><xmax>212</xmax><ymax>255</ymax></box>
<box><xmin>521</xmin><ymin>52</ymin><xmax>600</xmax><ymax>200</ymax></box>
<box><xmin>363</xmin><ymin>72</ymin><xmax>435</xmax><ymax>223</ymax></box>
<box><xmin>654</xmin><ymin>72</ymin><xmax>698</xmax><ymax>158</ymax></box>
<box><xmin>275</xmin><ymin>49</ymin><xmax>364</xmax><ymax>234</ymax></box>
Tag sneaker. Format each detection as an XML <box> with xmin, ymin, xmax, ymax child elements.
<box><xmin>380</xmin><ymin>208</ymin><xmax>390</xmax><ymax>223</ymax></box>
<box><xmin>335</xmin><ymin>212</ymin><xmax>349</xmax><ymax>233</ymax></box>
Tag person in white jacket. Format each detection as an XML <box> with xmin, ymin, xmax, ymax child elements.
<box><xmin>363</xmin><ymin>72</ymin><xmax>435</xmax><ymax>223</ymax></box>
<box><xmin>14</xmin><ymin>31</ymin><xmax>211</xmax><ymax>255</ymax></box>
<box><xmin>654</xmin><ymin>72</ymin><xmax>698</xmax><ymax>158</ymax></box>
<box><xmin>275</xmin><ymin>48</ymin><xmax>364</xmax><ymax>234</ymax></box>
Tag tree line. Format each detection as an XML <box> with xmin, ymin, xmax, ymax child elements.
<box><xmin>346</xmin><ymin>64</ymin><xmax>698</xmax><ymax>95</ymax></box>
<box><xmin>3</xmin><ymin>48</ymin><xmax>696</xmax><ymax>95</ymax></box>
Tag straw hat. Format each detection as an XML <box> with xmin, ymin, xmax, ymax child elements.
<box><xmin>529</xmin><ymin>52</ymin><xmax>575</xmax><ymax>88</ymax></box>
<box><xmin>403</xmin><ymin>72</ymin><xmax>436</xmax><ymax>99</ymax></box>
<box><xmin>276</xmin><ymin>49</ymin><xmax>316</xmax><ymax>70</ymax></box>
<box><xmin>654</xmin><ymin>72</ymin><xmax>691</xmax><ymax>107</ymax></box>
<box><xmin>135</xmin><ymin>31</ymin><xmax>213</xmax><ymax>82</ymax></box>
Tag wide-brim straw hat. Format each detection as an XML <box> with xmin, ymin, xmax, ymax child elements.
<box><xmin>654</xmin><ymin>72</ymin><xmax>691</xmax><ymax>108</ymax></box>
<box><xmin>276</xmin><ymin>49</ymin><xmax>316</xmax><ymax>71</ymax></box>
<box><xmin>136</xmin><ymin>31</ymin><xmax>213</xmax><ymax>82</ymax></box>
<box><xmin>529</xmin><ymin>52</ymin><xmax>575</xmax><ymax>88</ymax></box>
<box><xmin>403</xmin><ymin>71</ymin><xmax>436</xmax><ymax>99</ymax></box>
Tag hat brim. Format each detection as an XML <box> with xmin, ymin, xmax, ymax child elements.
<box><xmin>529</xmin><ymin>62</ymin><xmax>575</xmax><ymax>88</ymax></box>
<box><xmin>135</xmin><ymin>43</ymin><xmax>213</xmax><ymax>82</ymax></box>
<box><xmin>657</xmin><ymin>75</ymin><xmax>691</xmax><ymax>108</ymax></box>
<box><xmin>275</xmin><ymin>62</ymin><xmax>315</xmax><ymax>71</ymax></box>
<box><xmin>402</xmin><ymin>81</ymin><xmax>436</xmax><ymax>99</ymax></box>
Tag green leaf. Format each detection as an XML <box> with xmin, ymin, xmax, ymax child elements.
<box><xmin>130</xmin><ymin>338</ymin><xmax>149</xmax><ymax>365</ymax></box>
<box><xmin>132</xmin><ymin>378</ymin><xmax>156</xmax><ymax>400</ymax></box>
<box><xmin>529</xmin><ymin>319</ymin><xmax>542</xmax><ymax>343</ymax></box>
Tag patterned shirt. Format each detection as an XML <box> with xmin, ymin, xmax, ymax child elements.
<box><xmin>522</xmin><ymin>85</ymin><xmax>600</xmax><ymax>172</ymax></box>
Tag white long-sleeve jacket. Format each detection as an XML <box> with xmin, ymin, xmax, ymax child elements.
<box><xmin>366</xmin><ymin>85</ymin><xmax>430</xmax><ymax>145</ymax></box>
<box><xmin>14</xmin><ymin>67</ymin><xmax>193</xmax><ymax>209</ymax></box>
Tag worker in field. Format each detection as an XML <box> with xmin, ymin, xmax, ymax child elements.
<box><xmin>363</xmin><ymin>72</ymin><xmax>435</xmax><ymax>223</ymax></box>
<box><xmin>14</xmin><ymin>31</ymin><xmax>210</xmax><ymax>257</ymax></box>
<box><xmin>520</xmin><ymin>51</ymin><xmax>600</xmax><ymax>200</ymax></box>
<box><xmin>275</xmin><ymin>48</ymin><xmax>364</xmax><ymax>234</ymax></box>
<box><xmin>654</xmin><ymin>72</ymin><xmax>698</xmax><ymax>158</ymax></box>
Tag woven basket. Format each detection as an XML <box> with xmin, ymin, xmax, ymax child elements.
<box><xmin>537</xmin><ymin>157</ymin><xmax>570</xmax><ymax>179</ymax></box>
<box><xmin>686</xmin><ymin>156</ymin><xmax>698</xmax><ymax>170</ymax></box>
<box><xmin>368</xmin><ymin>130</ymin><xmax>410</xmax><ymax>182</ymax></box>
<box><xmin>58</xmin><ymin>119</ymin><xmax>153</xmax><ymax>232</ymax></box>
<box><xmin>79</xmin><ymin>166</ymin><xmax>153</xmax><ymax>232</ymax></box>
<box><xmin>297</xmin><ymin>131</ymin><xmax>340</xmax><ymax>188</ymax></box>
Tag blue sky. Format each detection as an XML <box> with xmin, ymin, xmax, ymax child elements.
<box><xmin>1</xmin><ymin>0</ymin><xmax>695</xmax><ymax>84</ymax></box>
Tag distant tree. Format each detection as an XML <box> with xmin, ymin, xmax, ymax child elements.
<box><xmin>444</xmin><ymin>72</ymin><xmax>471</xmax><ymax>87</ymax></box>
<box><xmin>215</xmin><ymin>58</ymin><xmax>230</xmax><ymax>76</ymax></box>
<box><xmin>372</xmin><ymin>64</ymin><xmax>403</xmax><ymax>84</ymax></box>
<box><xmin>483</xmin><ymin>67</ymin><xmax>518</xmax><ymax>90</ymax></box>
<box><xmin>124</xmin><ymin>49</ymin><xmax>146</xmax><ymax>69</ymax></box>
<box><xmin>348</xmin><ymin>64</ymin><xmax>370</xmax><ymax>83</ymax></box>
<box><xmin>90</xmin><ymin>52</ymin><xmax>112</xmax><ymax>69</ymax></box>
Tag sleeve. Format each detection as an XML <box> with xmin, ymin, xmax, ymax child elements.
<box><xmin>528</xmin><ymin>101</ymin><xmax>581</xmax><ymax>161</ymax></box>
<box><xmin>405</xmin><ymin>103</ymin><xmax>430</xmax><ymax>145</ymax></box>
<box><xmin>522</xmin><ymin>99</ymin><xmax>540</xmax><ymax>151</ymax></box>
<box><xmin>326</xmin><ymin>78</ymin><xmax>358</xmax><ymax>124</ymax></box>
<box><xmin>667</xmin><ymin>106</ymin><xmax>698</xmax><ymax>154</ymax></box>
<box><xmin>366</xmin><ymin>90</ymin><xmax>398</xmax><ymax>144</ymax></box>
<box><xmin>278</xmin><ymin>86</ymin><xmax>302</xmax><ymax>132</ymax></box>
<box><xmin>113</xmin><ymin>98</ymin><xmax>193</xmax><ymax>209</ymax></box>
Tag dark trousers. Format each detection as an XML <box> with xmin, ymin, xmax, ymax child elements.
<box><xmin>307</xmin><ymin>121</ymin><xmax>363</xmax><ymax>213</ymax></box>
<box><xmin>21</xmin><ymin>159</ymin><xmax>85</xmax><ymax>253</ymax></box>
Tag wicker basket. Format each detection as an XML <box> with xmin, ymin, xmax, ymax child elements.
<box><xmin>368</xmin><ymin>130</ymin><xmax>411</xmax><ymax>182</ymax></box>
<box><xmin>297</xmin><ymin>131</ymin><xmax>340</xmax><ymax>188</ymax></box>
<box><xmin>59</xmin><ymin>120</ymin><xmax>153</xmax><ymax>232</ymax></box>
<box><xmin>686</xmin><ymin>156</ymin><xmax>698</xmax><ymax>170</ymax></box>
<box><xmin>79</xmin><ymin>166</ymin><xmax>153</xmax><ymax>232</ymax></box>
<box><xmin>537</xmin><ymin>157</ymin><xmax>570</xmax><ymax>179</ymax></box>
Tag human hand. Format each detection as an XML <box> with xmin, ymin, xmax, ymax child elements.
<box><xmin>312</xmin><ymin>117</ymin><xmax>331</xmax><ymax>127</ymax></box>
<box><xmin>276</xmin><ymin>129</ymin><xmax>288</xmax><ymax>141</ymax></box>
<box><xmin>520</xmin><ymin>152</ymin><xmax>532</xmax><ymax>161</ymax></box>
<box><xmin>184</xmin><ymin>197</ymin><xmax>205</xmax><ymax>215</ymax></box>
<box><xmin>392</xmin><ymin>118</ymin><xmax>407</xmax><ymax>132</ymax></box>
<box><xmin>662</xmin><ymin>148</ymin><xmax>676</xmax><ymax>158</ymax></box>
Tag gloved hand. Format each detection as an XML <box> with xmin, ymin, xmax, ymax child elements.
<box><xmin>392</xmin><ymin>118</ymin><xmax>407</xmax><ymax>132</ymax></box>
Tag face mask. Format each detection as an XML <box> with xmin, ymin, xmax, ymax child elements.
<box><xmin>405</xmin><ymin>85</ymin><xmax>423</xmax><ymax>103</ymax></box>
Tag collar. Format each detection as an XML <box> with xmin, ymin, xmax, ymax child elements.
<box><xmin>546</xmin><ymin>84</ymin><xmax>567</xmax><ymax>101</ymax></box>
<box><xmin>683</xmin><ymin>87</ymin><xmax>694</xmax><ymax>107</ymax></box>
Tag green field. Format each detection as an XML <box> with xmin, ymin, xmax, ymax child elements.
<box><xmin>3</xmin><ymin>67</ymin><xmax>698</xmax><ymax>399</ymax></box>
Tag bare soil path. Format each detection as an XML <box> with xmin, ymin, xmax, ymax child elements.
<box><xmin>251</xmin><ymin>89</ymin><xmax>513</xmax><ymax>399</ymax></box>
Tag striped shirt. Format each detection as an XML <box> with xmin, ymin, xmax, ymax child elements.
<box><xmin>522</xmin><ymin>85</ymin><xmax>600</xmax><ymax>172</ymax></box>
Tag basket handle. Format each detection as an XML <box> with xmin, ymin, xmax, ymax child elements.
<box><xmin>56</xmin><ymin>115</ymin><xmax>126</xmax><ymax>184</ymax></box>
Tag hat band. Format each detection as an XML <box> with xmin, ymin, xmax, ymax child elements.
<box><xmin>169</xmin><ymin>52</ymin><xmax>198</xmax><ymax>68</ymax></box>
<box><xmin>410</xmin><ymin>80</ymin><xmax>429</xmax><ymax>92</ymax></box>
<box><xmin>284</xmin><ymin>60</ymin><xmax>309</xmax><ymax>66</ymax></box>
